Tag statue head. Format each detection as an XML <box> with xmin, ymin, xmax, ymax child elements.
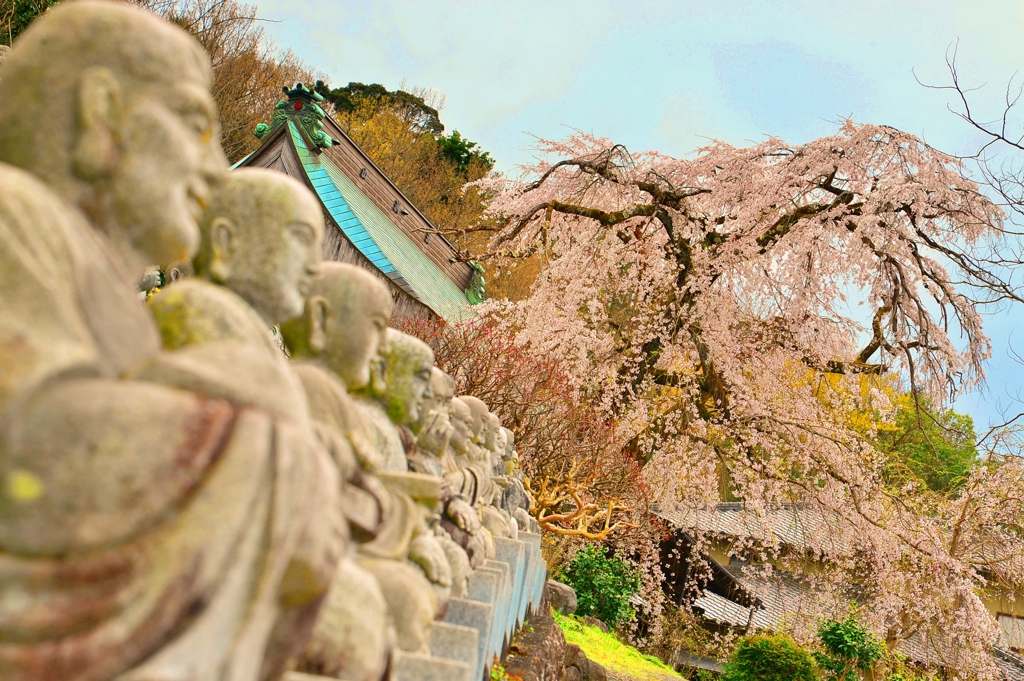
<box><xmin>379</xmin><ymin>328</ymin><xmax>435</xmax><ymax>426</ymax></box>
<box><xmin>415</xmin><ymin>368</ymin><xmax>456</xmax><ymax>456</ymax></box>
<box><xmin>491</xmin><ymin>426</ymin><xmax>507</xmax><ymax>473</ymax></box>
<box><xmin>449</xmin><ymin>397</ymin><xmax>473</xmax><ymax>457</ymax></box>
<box><xmin>0</xmin><ymin>1</ymin><xmax>227</xmax><ymax>274</ymax></box>
<box><xmin>484</xmin><ymin>413</ymin><xmax>501</xmax><ymax>452</ymax></box>
<box><xmin>501</xmin><ymin>426</ymin><xmax>516</xmax><ymax>461</ymax></box>
<box><xmin>193</xmin><ymin>169</ymin><xmax>323</xmax><ymax>325</ymax></box>
<box><xmin>493</xmin><ymin>425</ymin><xmax>507</xmax><ymax>458</ymax></box>
<box><xmin>459</xmin><ymin>395</ymin><xmax>489</xmax><ymax>443</ymax></box>
<box><xmin>281</xmin><ymin>263</ymin><xmax>393</xmax><ymax>390</ymax></box>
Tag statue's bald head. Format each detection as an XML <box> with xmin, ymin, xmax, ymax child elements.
<box><xmin>194</xmin><ymin>169</ymin><xmax>323</xmax><ymax>325</ymax></box>
<box><xmin>0</xmin><ymin>1</ymin><xmax>226</xmax><ymax>273</ymax></box>
<box><xmin>449</xmin><ymin>397</ymin><xmax>473</xmax><ymax>455</ymax></box>
<box><xmin>380</xmin><ymin>329</ymin><xmax>435</xmax><ymax>425</ymax></box>
<box><xmin>459</xmin><ymin>395</ymin><xmax>489</xmax><ymax>441</ymax></box>
<box><xmin>501</xmin><ymin>426</ymin><xmax>515</xmax><ymax>455</ymax></box>
<box><xmin>281</xmin><ymin>262</ymin><xmax>393</xmax><ymax>389</ymax></box>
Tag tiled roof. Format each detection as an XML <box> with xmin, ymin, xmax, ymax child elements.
<box><xmin>655</xmin><ymin>502</ymin><xmax>851</xmax><ymax>554</ymax></box>
<box><xmin>658</xmin><ymin>505</ymin><xmax>1024</xmax><ymax>678</ymax></box>
<box><xmin>288</xmin><ymin>122</ymin><xmax>472</xmax><ymax>321</ymax></box>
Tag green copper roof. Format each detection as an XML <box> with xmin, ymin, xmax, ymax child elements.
<box><xmin>289</xmin><ymin>122</ymin><xmax>472</xmax><ymax>321</ymax></box>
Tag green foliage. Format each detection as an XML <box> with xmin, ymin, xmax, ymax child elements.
<box><xmin>880</xmin><ymin>397</ymin><xmax>978</xmax><ymax>494</ymax></box>
<box><xmin>720</xmin><ymin>633</ymin><xmax>819</xmax><ymax>681</ymax></box>
<box><xmin>813</xmin><ymin>616</ymin><xmax>884</xmax><ymax>681</ymax></box>
<box><xmin>489</xmin><ymin>658</ymin><xmax>513</xmax><ymax>681</ymax></box>
<box><xmin>314</xmin><ymin>80</ymin><xmax>444</xmax><ymax>134</ymax></box>
<box><xmin>438</xmin><ymin>129</ymin><xmax>494</xmax><ymax>176</ymax></box>
<box><xmin>554</xmin><ymin>612</ymin><xmax>683</xmax><ymax>681</ymax></box>
<box><xmin>559</xmin><ymin>545</ymin><xmax>641</xmax><ymax>627</ymax></box>
<box><xmin>1</xmin><ymin>0</ymin><xmax>64</xmax><ymax>46</ymax></box>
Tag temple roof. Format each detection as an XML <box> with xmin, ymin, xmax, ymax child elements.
<box><xmin>237</xmin><ymin>84</ymin><xmax>478</xmax><ymax>322</ymax></box>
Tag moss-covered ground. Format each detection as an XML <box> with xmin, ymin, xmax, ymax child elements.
<box><xmin>553</xmin><ymin>613</ymin><xmax>684</xmax><ymax>681</ymax></box>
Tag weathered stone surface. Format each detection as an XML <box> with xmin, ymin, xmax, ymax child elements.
<box><xmin>482</xmin><ymin>560</ymin><xmax>514</xmax><ymax>658</ymax></box>
<box><xmin>493</xmin><ymin>537</ymin><xmax>527</xmax><ymax>630</ymax></box>
<box><xmin>518</xmin><ymin>539</ymin><xmax>539</xmax><ymax>623</ymax></box>
<box><xmin>546</xmin><ymin>579</ymin><xmax>578</xmax><ymax>615</ymax></box>
<box><xmin>443</xmin><ymin>597</ymin><xmax>496</xmax><ymax>681</ymax></box>
<box><xmin>378</xmin><ymin>470</ymin><xmax>442</xmax><ymax>509</ymax></box>
<box><xmin>298</xmin><ymin>557</ymin><xmax>393</xmax><ymax>681</ymax></box>
<box><xmin>0</xmin><ymin>4</ymin><xmax>343</xmax><ymax>679</ymax></box>
<box><xmin>284</xmin><ymin>672</ymin><xmax>336</xmax><ymax>681</ymax></box>
<box><xmin>362</xmin><ymin>557</ymin><xmax>437</xmax><ymax>654</ymax></box>
<box><xmin>503</xmin><ymin>591</ymin><xmax>567</xmax><ymax>681</ymax></box>
<box><xmin>564</xmin><ymin>643</ymin><xmax>609</xmax><ymax>681</ymax></box>
<box><xmin>583</xmin><ymin>616</ymin><xmax>610</xmax><ymax>634</ymax></box>
<box><xmin>469</xmin><ymin>566</ymin><xmax>504</xmax><ymax>661</ymax></box>
<box><xmin>429</xmin><ymin>621</ymin><xmax>480</xmax><ymax>677</ymax></box>
<box><xmin>393</xmin><ymin>651</ymin><xmax>473</xmax><ymax>681</ymax></box>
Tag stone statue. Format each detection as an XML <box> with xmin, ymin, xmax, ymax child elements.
<box><xmin>457</xmin><ymin>396</ymin><xmax>517</xmax><ymax>539</ymax></box>
<box><xmin>377</xmin><ymin>330</ymin><xmax>475</xmax><ymax>600</ymax></box>
<box><xmin>150</xmin><ymin>168</ymin><xmax>324</xmax><ymax>346</ymax></box>
<box><xmin>409</xmin><ymin>368</ymin><xmax>488</xmax><ymax>568</ymax></box>
<box><xmin>281</xmin><ymin>264</ymin><xmax>449</xmax><ymax>659</ymax></box>
<box><xmin>0</xmin><ymin>4</ymin><xmax>342</xmax><ymax>680</ymax></box>
<box><xmin>411</xmin><ymin>368</ymin><xmax>458</xmax><ymax>477</ymax></box>
<box><xmin>497</xmin><ymin>425</ymin><xmax>535</xmax><ymax>531</ymax></box>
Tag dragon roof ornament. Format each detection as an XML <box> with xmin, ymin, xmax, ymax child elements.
<box><xmin>254</xmin><ymin>82</ymin><xmax>334</xmax><ymax>150</ymax></box>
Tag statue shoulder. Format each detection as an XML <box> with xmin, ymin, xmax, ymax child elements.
<box><xmin>291</xmin><ymin>360</ymin><xmax>379</xmax><ymax>471</ymax></box>
<box><xmin>0</xmin><ymin>162</ymin><xmax>161</xmax><ymax>396</ymax></box>
<box><xmin>148</xmin><ymin>279</ymin><xmax>273</xmax><ymax>351</ymax></box>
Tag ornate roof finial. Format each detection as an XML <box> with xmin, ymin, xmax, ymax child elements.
<box><xmin>254</xmin><ymin>82</ymin><xmax>334</xmax><ymax>150</ymax></box>
<box><xmin>465</xmin><ymin>261</ymin><xmax>486</xmax><ymax>304</ymax></box>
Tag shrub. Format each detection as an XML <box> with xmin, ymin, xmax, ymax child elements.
<box><xmin>559</xmin><ymin>545</ymin><xmax>641</xmax><ymax>627</ymax></box>
<box><xmin>814</xmin><ymin>615</ymin><xmax>884</xmax><ymax>681</ymax></box>
<box><xmin>720</xmin><ymin>632</ymin><xmax>818</xmax><ymax>681</ymax></box>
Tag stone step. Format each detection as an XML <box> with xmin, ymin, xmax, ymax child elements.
<box><xmin>443</xmin><ymin>597</ymin><xmax>495</xmax><ymax>681</ymax></box>
<box><xmin>492</xmin><ymin>537</ymin><xmax>527</xmax><ymax>633</ymax></box>
<box><xmin>483</xmin><ymin>559</ymin><xmax>513</xmax><ymax>658</ymax></box>
<box><xmin>429</xmin><ymin>621</ymin><xmax>480</xmax><ymax>677</ymax></box>
<box><xmin>467</xmin><ymin>566</ymin><xmax>503</xmax><ymax>661</ymax></box>
<box><xmin>393</xmin><ymin>650</ymin><xmax>473</xmax><ymax>681</ymax></box>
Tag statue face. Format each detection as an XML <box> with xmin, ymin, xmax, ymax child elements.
<box><xmin>218</xmin><ymin>183</ymin><xmax>323</xmax><ymax>325</ymax></box>
<box><xmin>502</xmin><ymin>427</ymin><xmax>515</xmax><ymax>459</ymax></box>
<box><xmin>380</xmin><ymin>330</ymin><xmax>435</xmax><ymax>425</ymax></box>
<box><xmin>109</xmin><ymin>77</ymin><xmax>227</xmax><ymax>269</ymax></box>
<box><xmin>327</xmin><ymin>298</ymin><xmax>389</xmax><ymax>390</ymax></box>
<box><xmin>484</xmin><ymin>414</ymin><xmax>500</xmax><ymax>452</ymax></box>
<box><xmin>382</xmin><ymin>355</ymin><xmax>432</xmax><ymax>425</ymax></box>
<box><xmin>415</xmin><ymin>400</ymin><xmax>454</xmax><ymax>456</ymax></box>
<box><xmin>449</xmin><ymin>399</ymin><xmax>473</xmax><ymax>456</ymax></box>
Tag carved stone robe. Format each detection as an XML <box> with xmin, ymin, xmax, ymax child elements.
<box><xmin>0</xmin><ymin>164</ymin><xmax>340</xmax><ymax>681</ymax></box>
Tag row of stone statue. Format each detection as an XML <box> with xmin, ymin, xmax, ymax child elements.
<box><xmin>0</xmin><ymin>3</ymin><xmax>534</xmax><ymax>680</ymax></box>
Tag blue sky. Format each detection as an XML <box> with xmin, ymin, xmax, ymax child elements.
<box><xmin>254</xmin><ymin>0</ymin><xmax>1024</xmax><ymax>429</ymax></box>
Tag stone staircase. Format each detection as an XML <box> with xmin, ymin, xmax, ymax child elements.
<box><xmin>286</xmin><ymin>531</ymin><xmax>548</xmax><ymax>681</ymax></box>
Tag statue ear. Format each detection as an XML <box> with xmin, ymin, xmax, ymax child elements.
<box><xmin>306</xmin><ymin>296</ymin><xmax>328</xmax><ymax>354</ymax></box>
<box><xmin>207</xmin><ymin>217</ymin><xmax>234</xmax><ymax>283</ymax></box>
<box><xmin>72</xmin><ymin>67</ymin><xmax>121</xmax><ymax>181</ymax></box>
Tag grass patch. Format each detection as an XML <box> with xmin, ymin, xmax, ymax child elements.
<box><xmin>553</xmin><ymin>612</ymin><xmax>684</xmax><ymax>681</ymax></box>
